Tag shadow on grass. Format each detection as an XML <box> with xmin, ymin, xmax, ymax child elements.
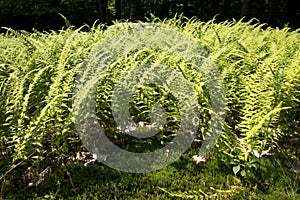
<box><xmin>3</xmin><ymin>149</ymin><xmax>299</xmax><ymax>199</ymax></box>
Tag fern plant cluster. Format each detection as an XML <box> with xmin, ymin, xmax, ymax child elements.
<box><xmin>0</xmin><ymin>17</ymin><xmax>299</xmax><ymax>187</ymax></box>
<box><xmin>185</xmin><ymin>18</ymin><xmax>300</xmax><ymax>175</ymax></box>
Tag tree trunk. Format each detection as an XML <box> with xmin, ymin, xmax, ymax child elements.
<box><xmin>130</xmin><ymin>0</ymin><xmax>137</xmax><ymax>20</ymax></box>
<box><xmin>240</xmin><ymin>0</ymin><xmax>251</xmax><ymax>20</ymax></box>
<box><xmin>211</xmin><ymin>0</ymin><xmax>219</xmax><ymax>16</ymax></box>
<box><xmin>286</xmin><ymin>0</ymin><xmax>300</xmax><ymax>28</ymax></box>
<box><xmin>183</xmin><ymin>0</ymin><xmax>188</xmax><ymax>17</ymax></box>
<box><xmin>97</xmin><ymin>0</ymin><xmax>108</xmax><ymax>23</ymax></box>
<box><xmin>267</xmin><ymin>0</ymin><xmax>276</xmax><ymax>24</ymax></box>
<box><xmin>200</xmin><ymin>0</ymin><xmax>204</xmax><ymax>19</ymax></box>
<box><xmin>223</xmin><ymin>0</ymin><xmax>230</xmax><ymax>19</ymax></box>
<box><xmin>161</xmin><ymin>0</ymin><xmax>170</xmax><ymax>19</ymax></box>
<box><xmin>115</xmin><ymin>0</ymin><xmax>121</xmax><ymax>19</ymax></box>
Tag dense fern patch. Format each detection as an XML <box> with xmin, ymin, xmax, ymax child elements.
<box><xmin>0</xmin><ymin>17</ymin><xmax>299</xmax><ymax>199</ymax></box>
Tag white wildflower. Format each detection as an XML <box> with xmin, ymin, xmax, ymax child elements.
<box><xmin>92</xmin><ymin>153</ymin><xmax>98</xmax><ymax>160</ymax></box>
<box><xmin>253</xmin><ymin>147</ymin><xmax>271</xmax><ymax>158</ymax></box>
<box><xmin>192</xmin><ymin>155</ymin><xmax>206</xmax><ymax>164</ymax></box>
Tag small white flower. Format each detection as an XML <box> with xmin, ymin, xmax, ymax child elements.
<box><xmin>124</xmin><ymin>123</ymin><xmax>137</xmax><ymax>133</ymax></box>
<box><xmin>28</xmin><ymin>182</ymin><xmax>35</xmax><ymax>187</ymax></box>
<box><xmin>192</xmin><ymin>155</ymin><xmax>206</xmax><ymax>164</ymax></box>
<box><xmin>92</xmin><ymin>153</ymin><xmax>98</xmax><ymax>160</ymax></box>
<box><xmin>253</xmin><ymin>147</ymin><xmax>271</xmax><ymax>158</ymax></box>
<box><xmin>138</xmin><ymin>121</ymin><xmax>145</xmax><ymax>127</ymax></box>
<box><xmin>165</xmin><ymin>149</ymin><xmax>170</xmax><ymax>156</ymax></box>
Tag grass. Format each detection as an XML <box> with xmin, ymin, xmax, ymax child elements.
<box><xmin>3</xmin><ymin>149</ymin><xmax>300</xmax><ymax>199</ymax></box>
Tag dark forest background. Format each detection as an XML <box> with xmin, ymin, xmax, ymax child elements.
<box><xmin>0</xmin><ymin>0</ymin><xmax>299</xmax><ymax>31</ymax></box>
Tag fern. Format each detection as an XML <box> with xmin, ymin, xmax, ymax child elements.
<box><xmin>0</xmin><ymin>17</ymin><xmax>299</xmax><ymax>183</ymax></box>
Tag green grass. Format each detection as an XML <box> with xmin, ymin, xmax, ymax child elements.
<box><xmin>0</xmin><ymin>16</ymin><xmax>299</xmax><ymax>199</ymax></box>
<box><xmin>3</xmin><ymin>150</ymin><xmax>300</xmax><ymax>199</ymax></box>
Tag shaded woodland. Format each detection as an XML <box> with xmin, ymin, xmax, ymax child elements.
<box><xmin>0</xmin><ymin>0</ymin><xmax>299</xmax><ymax>31</ymax></box>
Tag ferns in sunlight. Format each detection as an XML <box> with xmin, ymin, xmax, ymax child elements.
<box><xmin>0</xmin><ymin>16</ymin><xmax>299</xmax><ymax>184</ymax></box>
